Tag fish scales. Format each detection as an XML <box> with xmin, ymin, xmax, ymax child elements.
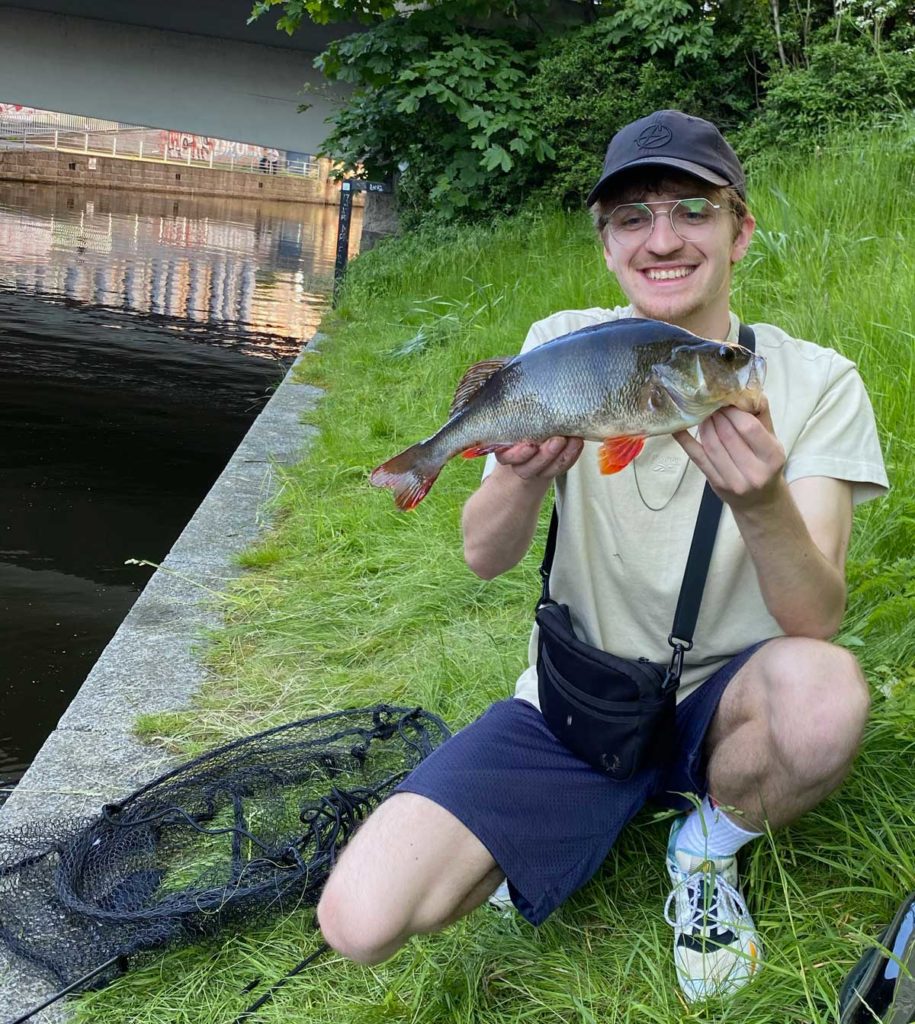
<box><xmin>425</xmin><ymin>332</ymin><xmax>690</xmax><ymax>459</ymax></box>
<box><xmin>371</xmin><ymin>318</ymin><xmax>766</xmax><ymax>509</ymax></box>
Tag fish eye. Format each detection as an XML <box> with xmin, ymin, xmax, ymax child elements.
<box><xmin>718</xmin><ymin>345</ymin><xmax>736</xmax><ymax>362</ymax></box>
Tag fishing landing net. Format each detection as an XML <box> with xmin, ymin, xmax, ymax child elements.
<box><xmin>0</xmin><ymin>704</ymin><xmax>450</xmax><ymax>1019</ymax></box>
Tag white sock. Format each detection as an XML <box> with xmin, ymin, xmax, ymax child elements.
<box><xmin>676</xmin><ymin>795</ymin><xmax>763</xmax><ymax>860</ymax></box>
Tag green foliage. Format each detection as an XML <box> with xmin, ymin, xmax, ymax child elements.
<box><xmin>835</xmin><ymin>0</ymin><xmax>914</xmax><ymax>46</ymax></box>
<box><xmin>315</xmin><ymin>13</ymin><xmax>554</xmax><ymax>222</ymax></box>
<box><xmin>602</xmin><ymin>0</ymin><xmax>715</xmax><ymax>63</ymax></box>
<box><xmin>735</xmin><ymin>40</ymin><xmax>915</xmax><ymax>156</ymax></box>
<box><xmin>525</xmin><ymin>16</ymin><xmax>760</xmax><ymax>208</ymax></box>
<box><xmin>250</xmin><ymin>0</ymin><xmax>472</xmax><ymax>28</ymax></box>
<box><xmin>253</xmin><ymin>0</ymin><xmax>915</xmax><ymax>226</ymax></box>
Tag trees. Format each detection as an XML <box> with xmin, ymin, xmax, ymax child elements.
<box><xmin>251</xmin><ymin>0</ymin><xmax>915</xmax><ymax>224</ymax></box>
<box><xmin>312</xmin><ymin>12</ymin><xmax>555</xmax><ymax>222</ymax></box>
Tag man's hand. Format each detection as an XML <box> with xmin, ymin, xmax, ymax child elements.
<box><xmin>673</xmin><ymin>397</ymin><xmax>786</xmax><ymax>510</ymax></box>
<box><xmin>495</xmin><ymin>436</ymin><xmax>585</xmax><ymax>481</ymax></box>
<box><xmin>462</xmin><ymin>436</ymin><xmax>583</xmax><ymax>579</ymax></box>
<box><xmin>676</xmin><ymin>395</ymin><xmax>851</xmax><ymax>638</ymax></box>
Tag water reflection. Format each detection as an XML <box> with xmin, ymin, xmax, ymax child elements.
<box><xmin>0</xmin><ymin>183</ymin><xmax>358</xmax><ymax>786</ymax></box>
<box><xmin>0</xmin><ymin>185</ymin><xmax>359</xmax><ymax>345</ymax></box>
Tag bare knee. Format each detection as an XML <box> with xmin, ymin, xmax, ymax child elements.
<box><xmin>769</xmin><ymin>640</ymin><xmax>870</xmax><ymax>773</ymax></box>
<box><xmin>316</xmin><ymin>792</ymin><xmax>499</xmax><ymax>964</ymax></box>
<box><xmin>317</xmin><ymin>874</ymin><xmax>399</xmax><ymax>965</ymax></box>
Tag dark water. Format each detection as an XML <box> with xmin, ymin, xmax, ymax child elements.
<box><xmin>0</xmin><ymin>183</ymin><xmax>357</xmax><ymax>788</ymax></box>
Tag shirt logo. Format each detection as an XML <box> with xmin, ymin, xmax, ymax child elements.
<box><xmin>637</xmin><ymin>124</ymin><xmax>672</xmax><ymax>149</ymax></box>
<box><xmin>651</xmin><ymin>456</ymin><xmax>681</xmax><ymax>473</ymax></box>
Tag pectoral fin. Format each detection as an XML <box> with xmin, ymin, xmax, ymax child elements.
<box><xmin>598</xmin><ymin>435</ymin><xmax>646</xmax><ymax>475</ymax></box>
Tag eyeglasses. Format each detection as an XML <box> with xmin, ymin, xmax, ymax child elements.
<box><xmin>605</xmin><ymin>197</ymin><xmax>722</xmax><ymax>245</ymax></box>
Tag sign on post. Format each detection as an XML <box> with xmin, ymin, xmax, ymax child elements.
<box><xmin>334</xmin><ymin>179</ymin><xmax>393</xmax><ymax>303</ymax></box>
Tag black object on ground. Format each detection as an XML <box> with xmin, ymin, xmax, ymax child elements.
<box><xmin>0</xmin><ymin>704</ymin><xmax>450</xmax><ymax>1020</ymax></box>
<box><xmin>840</xmin><ymin>890</ymin><xmax>915</xmax><ymax>1024</ymax></box>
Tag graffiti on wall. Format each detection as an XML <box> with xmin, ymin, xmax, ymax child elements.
<box><xmin>0</xmin><ymin>103</ymin><xmax>44</xmax><ymax>120</ymax></box>
<box><xmin>163</xmin><ymin>132</ymin><xmax>267</xmax><ymax>162</ymax></box>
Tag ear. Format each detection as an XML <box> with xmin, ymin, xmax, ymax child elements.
<box><xmin>603</xmin><ymin>240</ymin><xmax>616</xmax><ymax>274</ymax></box>
<box><xmin>730</xmin><ymin>212</ymin><xmax>756</xmax><ymax>264</ymax></box>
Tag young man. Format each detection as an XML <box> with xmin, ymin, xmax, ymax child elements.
<box><xmin>317</xmin><ymin>110</ymin><xmax>888</xmax><ymax>1001</ymax></box>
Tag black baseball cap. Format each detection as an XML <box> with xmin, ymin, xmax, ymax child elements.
<box><xmin>586</xmin><ymin>110</ymin><xmax>746</xmax><ymax>206</ymax></box>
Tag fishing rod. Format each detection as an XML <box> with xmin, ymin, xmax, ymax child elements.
<box><xmin>9</xmin><ymin>955</ymin><xmax>127</xmax><ymax>1024</ymax></box>
<box><xmin>9</xmin><ymin>943</ymin><xmax>330</xmax><ymax>1024</ymax></box>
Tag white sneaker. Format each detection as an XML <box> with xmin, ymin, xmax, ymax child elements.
<box><xmin>664</xmin><ymin>816</ymin><xmax>763</xmax><ymax>1002</ymax></box>
<box><xmin>487</xmin><ymin>879</ymin><xmax>514</xmax><ymax>914</ymax></box>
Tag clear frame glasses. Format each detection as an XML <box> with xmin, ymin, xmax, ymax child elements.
<box><xmin>605</xmin><ymin>197</ymin><xmax>722</xmax><ymax>245</ymax></box>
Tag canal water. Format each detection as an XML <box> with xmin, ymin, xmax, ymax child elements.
<box><xmin>0</xmin><ymin>182</ymin><xmax>357</xmax><ymax>792</ymax></box>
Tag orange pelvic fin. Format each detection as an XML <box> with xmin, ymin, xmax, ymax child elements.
<box><xmin>461</xmin><ymin>444</ymin><xmax>511</xmax><ymax>459</ymax></box>
<box><xmin>370</xmin><ymin>442</ymin><xmax>441</xmax><ymax>510</ymax></box>
<box><xmin>598</xmin><ymin>435</ymin><xmax>646</xmax><ymax>475</ymax></box>
<box><xmin>449</xmin><ymin>357</ymin><xmax>512</xmax><ymax>416</ymax></box>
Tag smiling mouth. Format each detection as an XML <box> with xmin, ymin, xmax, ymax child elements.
<box><xmin>643</xmin><ymin>267</ymin><xmax>695</xmax><ymax>281</ymax></box>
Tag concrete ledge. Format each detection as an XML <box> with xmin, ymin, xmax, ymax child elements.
<box><xmin>0</xmin><ymin>337</ymin><xmax>324</xmax><ymax>1021</ymax></box>
<box><xmin>0</xmin><ymin>150</ymin><xmax>347</xmax><ymax>205</ymax></box>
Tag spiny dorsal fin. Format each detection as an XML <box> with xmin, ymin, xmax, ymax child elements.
<box><xmin>449</xmin><ymin>357</ymin><xmax>512</xmax><ymax>416</ymax></box>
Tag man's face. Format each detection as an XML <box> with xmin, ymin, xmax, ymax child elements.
<box><xmin>601</xmin><ymin>177</ymin><xmax>755</xmax><ymax>335</ymax></box>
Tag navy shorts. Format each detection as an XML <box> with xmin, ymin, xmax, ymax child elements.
<box><xmin>394</xmin><ymin>642</ymin><xmax>765</xmax><ymax>925</ymax></box>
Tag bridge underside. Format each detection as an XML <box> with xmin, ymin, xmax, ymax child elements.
<box><xmin>0</xmin><ymin>2</ymin><xmax>358</xmax><ymax>154</ymax></box>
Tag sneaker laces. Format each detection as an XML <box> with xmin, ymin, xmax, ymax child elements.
<box><xmin>664</xmin><ymin>865</ymin><xmax>750</xmax><ymax>936</ymax></box>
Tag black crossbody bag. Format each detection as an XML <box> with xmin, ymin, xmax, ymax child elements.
<box><xmin>535</xmin><ymin>324</ymin><xmax>755</xmax><ymax>781</ymax></box>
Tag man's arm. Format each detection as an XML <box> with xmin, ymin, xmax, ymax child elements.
<box><xmin>462</xmin><ymin>437</ymin><xmax>584</xmax><ymax>580</ymax></box>
<box><xmin>675</xmin><ymin>399</ymin><xmax>852</xmax><ymax>639</ymax></box>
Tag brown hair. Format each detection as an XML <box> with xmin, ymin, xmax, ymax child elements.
<box><xmin>590</xmin><ymin>170</ymin><xmax>748</xmax><ymax>243</ymax></box>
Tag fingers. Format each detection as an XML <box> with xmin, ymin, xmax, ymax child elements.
<box><xmin>495</xmin><ymin>437</ymin><xmax>584</xmax><ymax>480</ymax></box>
<box><xmin>674</xmin><ymin>423</ymin><xmax>731</xmax><ymax>492</ymax></box>
<box><xmin>676</xmin><ymin>403</ymin><xmax>786</xmax><ymax>507</ymax></box>
<box><xmin>716</xmin><ymin>402</ymin><xmax>783</xmax><ymax>467</ymax></box>
<box><xmin>673</xmin><ymin>429</ymin><xmax>718</xmax><ymax>483</ymax></box>
<box><xmin>698</xmin><ymin>413</ymin><xmax>746</xmax><ymax>487</ymax></box>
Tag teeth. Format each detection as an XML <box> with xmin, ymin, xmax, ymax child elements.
<box><xmin>645</xmin><ymin>267</ymin><xmax>693</xmax><ymax>280</ymax></box>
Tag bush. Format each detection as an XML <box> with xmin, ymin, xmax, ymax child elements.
<box><xmin>734</xmin><ymin>40</ymin><xmax>915</xmax><ymax>157</ymax></box>
<box><xmin>314</xmin><ymin>12</ymin><xmax>555</xmax><ymax>227</ymax></box>
<box><xmin>525</xmin><ymin>17</ymin><xmax>762</xmax><ymax>209</ymax></box>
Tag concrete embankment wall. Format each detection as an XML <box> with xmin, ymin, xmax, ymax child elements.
<box><xmin>0</xmin><ymin>341</ymin><xmax>324</xmax><ymax>1022</ymax></box>
<box><xmin>0</xmin><ymin>149</ymin><xmax>343</xmax><ymax>204</ymax></box>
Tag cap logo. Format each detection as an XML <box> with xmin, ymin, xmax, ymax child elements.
<box><xmin>636</xmin><ymin>124</ymin><xmax>672</xmax><ymax>150</ymax></box>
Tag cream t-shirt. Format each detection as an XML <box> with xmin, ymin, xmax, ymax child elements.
<box><xmin>486</xmin><ymin>306</ymin><xmax>889</xmax><ymax>707</ymax></box>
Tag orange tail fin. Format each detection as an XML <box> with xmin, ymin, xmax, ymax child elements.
<box><xmin>598</xmin><ymin>435</ymin><xmax>645</xmax><ymax>475</ymax></box>
<box><xmin>370</xmin><ymin>442</ymin><xmax>442</xmax><ymax>510</ymax></box>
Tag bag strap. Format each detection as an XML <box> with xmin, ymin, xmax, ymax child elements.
<box><xmin>538</xmin><ymin>323</ymin><xmax>756</xmax><ymax>688</ymax></box>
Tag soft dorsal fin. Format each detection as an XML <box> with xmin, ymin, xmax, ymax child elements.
<box><xmin>449</xmin><ymin>357</ymin><xmax>512</xmax><ymax>416</ymax></box>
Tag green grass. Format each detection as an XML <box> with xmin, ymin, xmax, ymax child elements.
<box><xmin>73</xmin><ymin>124</ymin><xmax>915</xmax><ymax>1023</ymax></box>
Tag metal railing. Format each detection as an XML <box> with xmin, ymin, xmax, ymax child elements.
<box><xmin>0</xmin><ymin>121</ymin><xmax>321</xmax><ymax>179</ymax></box>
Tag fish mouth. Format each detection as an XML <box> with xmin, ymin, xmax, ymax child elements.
<box><xmin>740</xmin><ymin>353</ymin><xmax>768</xmax><ymax>394</ymax></box>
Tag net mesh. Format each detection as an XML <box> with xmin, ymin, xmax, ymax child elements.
<box><xmin>0</xmin><ymin>704</ymin><xmax>450</xmax><ymax>993</ymax></box>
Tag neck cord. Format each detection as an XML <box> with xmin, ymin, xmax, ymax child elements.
<box><xmin>631</xmin><ymin>452</ymin><xmax>691</xmax><ymax>512</ymax></box>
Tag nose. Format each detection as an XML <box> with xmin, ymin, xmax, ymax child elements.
<box><xmin>645</xmin><ymin>210</ymin><xmax>683</xmax><ymax>255</ymax></box>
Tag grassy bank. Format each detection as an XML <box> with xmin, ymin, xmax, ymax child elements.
<box><xmin>76</xmin><ymin>128</ymin><xmax>914</xmax><ymax>1023</ymax></box>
